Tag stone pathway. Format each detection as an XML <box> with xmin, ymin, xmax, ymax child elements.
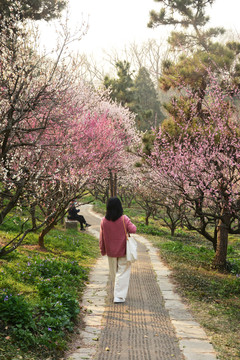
<box><xmin>65</xmin><ymin>205</ymin><xmax>217</xmax><ymax>360</ymax></box>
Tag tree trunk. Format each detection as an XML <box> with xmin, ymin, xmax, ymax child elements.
<box><xmin>109</xmin><ymin>171</ymin><xmax>118</xmax><ymax>197</ymax></box>
<box><xmin>109</xmin><ymin>170</ymin><xmax>113</xmax><ymax>197</ymax></box>
<box><xmin>30</xmin><ymin>204</ymin><xmax>37</xmax><ymax>228</ymax></box>
<box><xmin>145</xmin><ymin>211</ymin><xmax>150</xmax><ymax>225</ymax></box>
<box><xmin>212</xmin><ymin>212</ymin><xmax>230</xmax><ymax>270</ymax></box>
<box><xmin>113</xmin><ymin>173</ymin><xmax>117</xmax><ymax>197</ymax></box>
<box><xmin>38</xmin><ymin>221</ymin><xmax>55</xmax><ymax>248</ymax></box>
<box><xmin>0</xmin><ymin>183</ymin><xmax>24</xmax><ymax>225</ymax></box>
<box><xmin>171</xmin><ymin>226</ymin><xmax>175</xmax><ymax>237</ymax></box>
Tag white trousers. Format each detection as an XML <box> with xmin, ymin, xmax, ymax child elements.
<box><xmin>108</xmin><ymin>256</ymin><xmax>131</xmax><ymax>301</ymax></box>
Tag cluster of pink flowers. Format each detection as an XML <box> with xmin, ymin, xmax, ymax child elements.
<box><xmin>0</xmin><ymin>15</ymin><xmax>140</xmax><ymax>248</ymax></box>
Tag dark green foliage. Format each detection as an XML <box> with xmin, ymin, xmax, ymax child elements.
<box><xmin>141</xmin><ymin>130</ymin><xmax>157</xmax><ymax>155</ymax></box>
<box><xmin>104</xmin><ymin>62</ymin><xmax>164</xmax><ymax>131</ymax></box>
<box><xmin>0</xmin><ymin>255</ymin><xmax>87</xmax><ymax>353</ymax></box>
<box><xmin>148</xmin><ymin>0</ymin><xmax>218</xmax><ymax>41</ymax></box>
<box><xmin>0</xmin><ymin>0</ymin><xmax>67</xmax><ymax>22</ymax></box>
<box><xmin>104</xmin><ymin>60</ymin><xmax>135</xmax><ymax>108</ymax></box>
<box><xmin>0</xmin><ymin>291</ymin><xmax>35</xmax><ymax>327</ymax></box>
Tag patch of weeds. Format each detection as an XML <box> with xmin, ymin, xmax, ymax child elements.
<box><xmin>226</xmin><ymin>244</ymin><xmax>240</xmax><ymax>276</ymax></box>
<box><xmin>137</xmin><ymin>223</ymin><xmax>169</xmax><ymax>237</ymax></box>
<box><xmin>0</xmin><ymin>290</ymin><xmax>35</xmax><ymax>327</ymax></box>
<box><xmin>0</xmin><ymin>214</ymin><xmax>33</xmax><ymax>236</ymax></box>
<box><xmin>159</xmin><ymin>240</ymin><xmax>214</xmax><ymax>269</ymax></box>
<box><xmin>92</xmin><ymin>200</ymin><xmax>106</xmax><ymax>215</ymax></box>
<box><xmin>44</xmin><ymin>229</ymin><xmax>99</xmax><ymax>265</ymax></box>
<box><xmin>124</xmin><ymin>204</ymin><xmax>145</xmax><ymax>219</ymax></box>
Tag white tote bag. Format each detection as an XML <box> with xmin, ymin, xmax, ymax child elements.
<box><xmin>123</xmin><ymin>216</ymin><xmax>137</xmax><ymax>263</ymax></box>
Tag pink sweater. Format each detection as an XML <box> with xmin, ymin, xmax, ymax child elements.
<box><xmin>99</xmin><ymin>215</ymin><xmax>137</xmax><ymax>257</ymax></box>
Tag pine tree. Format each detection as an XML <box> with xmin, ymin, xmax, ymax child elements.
<box><xmin>0</xmin><ymin>0</ymin><xmax>67</xmax><ymax>22</ymax></box>
<box><xmin>148</xmin><ymin>0</ymin><xmax>240</xmax><ymax>89</ymax></box>
<box><xmin>134</xmin><ymin>67</ymin><xmax>164</xmax><ymax>131</ymax></box>
<box><xmin>148</xmin><ymin>0</ymin><xmax>240</xmax><ymax>131</ymax></box>
<box><xmin>104</xmin><ymin>60</ymin><xmax>135</xmax><ymax>109</ymax></box>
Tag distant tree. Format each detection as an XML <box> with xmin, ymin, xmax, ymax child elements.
<box><xmin>104</xmin><ymin>60</ymin><xmax>135</xmax><ymax>109</ymax></box>
<box><xmin>104</xmin><ymin>61</ymin><xmax>165</xmax><ymax>131</ymax></box>
<box><xmin>134</xmin><ymin>67</ymin><xmax>165</xmax><ymax>131</ymax></box>
<box><xmin>0</xmin><ymin>0</ymin><xmax>67</xmax><ymax>22</ymax></box>
<box><xmin>105</xmin><ymin>39</ymin><xmax>169</xmax><ymax>87</ymax></box>
<box><xmin>141</xmin><ymin>130</ymin><xmax>156</xmax><ymax>156</ymax></box>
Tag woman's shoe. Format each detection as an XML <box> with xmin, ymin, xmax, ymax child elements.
<box><xmin>114</xmin><ymin>297</ymin><xmax>125</xmax><ymax>303</ymax></box>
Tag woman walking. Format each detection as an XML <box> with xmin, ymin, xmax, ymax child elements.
<box><xmin>99</xmin><ymin>197</ymin><xmax>137</xmax><ymax>303</ymax></box>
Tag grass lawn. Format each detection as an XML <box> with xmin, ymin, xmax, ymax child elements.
<box><xmin>0</xmin><ymin>220</ymin><xmax>100</xmax><ymax>360</ymax></box>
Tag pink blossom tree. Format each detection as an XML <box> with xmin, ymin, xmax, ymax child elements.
<box><xmin>0</xmin><ymin>6</ymin><xmax>87</xmax><ymax>223</ymax></box>
<box><xmin>86</xmin><ymin>95</ymin><xmax>141</xmax><ymax>198</ymax></box>
<box><xmin>148</xmin><ymin>75</ymin><xmax>240</xmax><ymax>270</ymax></box>
<box><xmin>0</xmin><ymin>10</ymin><xmax>139</xmax><ymax>254</ymax></box>
<box><xmin>36</xmin><ymin>108</ymin><xmax>132</xmax><ymax>247</ymax></box>
<box><xmin>0</xmin><ymin>80</ymin><xmax>138</xmax><ymax>252</ymax></box>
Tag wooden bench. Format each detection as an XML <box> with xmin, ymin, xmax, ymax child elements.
<box><xmin>65</xmin><ymin>219</ymin><xmax>78</xmax><ymax>229</ymax></box>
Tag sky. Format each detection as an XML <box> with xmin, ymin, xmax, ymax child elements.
<box><xmin>39</xmin><ymin>0</ymin><xmax>240</xmax><ymax>61</ymax></box>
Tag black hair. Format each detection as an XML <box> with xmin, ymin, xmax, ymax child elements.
<box><xmin>105</xmin><ymin>197</ymin><xmax>123</xmax><ymax>221</ymax></box>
